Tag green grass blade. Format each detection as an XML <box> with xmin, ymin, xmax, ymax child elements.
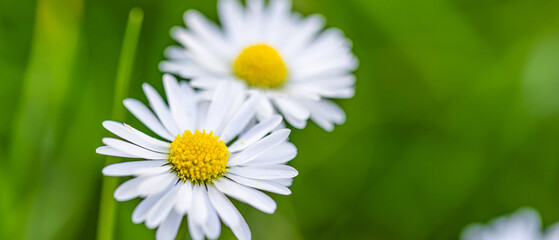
<box><xmin>95</xmin><ymin>7</ymin><xmax>143</xmax><ymax>240</ymax></box>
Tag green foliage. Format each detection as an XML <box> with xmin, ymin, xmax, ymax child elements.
<box><xmin>1</xmin><ymin>0</ymin><xmax>559</xmax><ymax>239</ymax></box>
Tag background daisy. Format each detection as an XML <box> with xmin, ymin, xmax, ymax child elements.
<box><xmin>461</xmin><ymin>208</ymin><xmax>559</xmax><ymax>240</ymax></box>
<box><xmin>160</xmin><ymin>0</ymin><xmax>358</xmax><ymax>131</ymax></box>
<box><xmin>97</xmin><ymin>75</ymin><xmax>298</xmax><ymax>240</ymax></box>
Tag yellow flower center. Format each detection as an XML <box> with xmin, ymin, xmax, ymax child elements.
<box><xmin>169</xmin><ymin>130</ymin><xmax>229</xmax><ymax>183</ymax></box>
<box><xmin>233</xmin><ymin>44</ymin><xmax>288</xmax><ymax>89</ymax></box>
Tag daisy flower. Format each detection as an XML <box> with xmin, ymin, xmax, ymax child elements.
<box><xmin>97</xmin><ymin>74</ymin><xmax>298</xmax><ymax>240</ymax></box>
<box><xmin>160</xmin><ymin>0</ymin><xmax>357</xmax><ymax>131</ymax></box>
<box><xmin>461</xmin><ymin>208</ymin><xmax>559</xmax><ymax>240</ymax></box>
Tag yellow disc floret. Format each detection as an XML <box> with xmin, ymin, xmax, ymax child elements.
<box><xmin>169</xmin><ymin>129</ymin><xmax>229</xmax><ymax>183</ymax></box>
<box><xmin>233</xmin><ymin>44</ymin><xmax>288</xmax><ymax>89</ymax></box>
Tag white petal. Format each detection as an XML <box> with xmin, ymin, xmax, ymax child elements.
<box><xmin>213</xmin><ymin>178</ymin><xmax>276</xmax><ymax>214</ymax></box>
<box><xmin>292</xmin><ymin>83</ymin><xmax>354</xmax><ymax>99</ymax></box>
<box><xmin>124</xmin><ymin>99</ymin><xmax>173</xmax><ymax>141</ymax></box>
<box><xmin>227</xmin><ymin>173</ymin><xmax>291</xmax><ymax>195</ymax></box>
<box><xmin>159</xmin><ymin>60</ymin><xmax>208</xmax><ymax>79</ymax></box>
<box><xmin>272</xmin><ymin>97</ymin><xmax>309</xmax><ymax>129</ymax></box>
<box><xmin>545</xmin><ymin>223</ymin><xmax>559</xmax><ymax>240</ymax></box>
<box><xmin>184</xmin><ymin>10</ymin><xmax>232</xmax><ymax>58</ymax></box>
<box><xmin>146</xmin><ymin>185</ymin><xmax>180</xmax><ymax>229</ymax></box>
<box><xmin>263</xmin><ymin>0</ymin><xmax>291</xmax><ymax>44</ymax></box>
<box><xmin>245</xmin><ymin>0</ymin><xmax>265</xmax><ymax>41</ymax></box>
<box><xmin>204</xmin><ymin>81</ymin><xmax>245</xmax><ymax>134</ymax></box>
<box><xmin>163</xmin><ymin>74</ymin><xmax>194</xmax><ymax>131</ymax></box>
<box><xmin>191</xmin><ymin>185</ymin><xmax>210</xmax><ymax>225</ymax></box>
<box><xmin>326</xmin><ymin>87</ymin><xmax>355</xmax><ymax>99</ymax></box>
<box><xmin>114</xmin><ymin>175</ymin><xmax>150</xmax><ymax>201</ymax></box>
<box><xmin>163</xmin><ymin>45</ymin><xmax>190</xmax><ymax>59</ymax></box>
<box><xmin>132</xmin><ymin>188</ymin><xmax>169</xmax><ymax>224</ymax></box>
<box><xmin>281</xmin><ymin>111</ymin><xmax>307</xmax><ymax>129</ymax></box>
<box><xmin>180</xmin><ymin>80</ymin><xmax>199</xmax><ymax>130</ymax></box>
<box><xmin>171</xmin><ymin>27</ymin><xmax>229</xmax><ymax>74</ymax></box>
<box><xmin>291</xmin><ymin>54</ymin><xmax>357</xmax><ymax>80</ymax></box>
<box><xmin>295</xmin><ymin>75</ymin><xmax>355</xmax><ymax>88</ymax></box>
<box><xmin>203</xmin><ymin>81</ymin><xmax>232</xmax><ymax>132</ymax></box>
<box><xmin>102</xmin><ymin>138</ymin><xmax>168</xmax><ymax>160</ymax></box>
<box><xmin>202</xmin><ymin>200</ymin><xmax>221</xmax><ymax>239</ymax></box>
<box><xmin>302</xmin><ymin>99</ymin><xmax>346</xmax><ymax>131</ymax></box>
<box><xmin>218</xmin><ymin>0</ymin><xmax>245</xmax><ymax>47</ymax></box>
<box><xmin>309</xmin><ymin>110</ymin><xmax>334</xmax><ymax>131</ymax></box>
<box><xmin>268</xmin><ymin>178</ymin><xmax>294</xmax><ymax>187</ymax></box>
<box><xmin>461</xmin><ymin>208</ymin><xmax>542</xmax><ymax>240</ymax></box>
<box><xmin>274</xmin><ymin>119</ymin><xmax>286</xmax><ymax>131</ymax></box>
<box><xmin>292</xmin><ymin>28</ymin><xmax>352</xmax><ymax>66</ymax></box>
<box><xmin>281</xmin><ymin>86</ymin><xmax>322</xmax><ymax>101</ymax></box>
<box><xmin>198</xmin><ymin>89</ymin><xmax>217</xmax><ymax>100</ymax></box>
<box><xmin>256</xmin><ymin>97</ymin><xmax>275</xmax><ymax>121</ymax></box>
<box><xmin>207</xmin><ymin>185</ymin><xmax>251</xmax><ymax>240</ymax></box>
<box><xmin>281</xmin><ymin>14</ymin><xmax>325</xmax><ymax>58</ymax></box>
<box><xmin>206</xmin><ymin>185</ymin><xmax>238</xmax><ymax>226</ymax></box>
<box><xmin>220</xmin><ymin>92</ymin><xmax>261</xmax><ymax>143</ymax></box>
<box><xmin>228</xmin><ymin>115</ymin><xmax>282</xmax><ymax>153</ymax></box>
<box><xmin>239</xmin><ymin>117</ymin><xmax>257</xmax><ymax>137</ymax></box>
<box><xmin>102</xmin><ymin>160</ymin><xmax>168</xmax><ymax>177</ymax></box>
<box><xmin>188</xmin><ymin>213</ymin><xmax>204</xmax><ymax>240</ymax></box>
<box><xmin>273</xmin><ymin>97</ymin><xmax>310</xmax><ymax>122</ymax></box>
<box><xmin>143</xmin><ymin>83</ymin><xmax>181</xmax><ymax>136</ymax></box>
<box><xmin>103</xmin><ymin>121</ymin><xmax>170</xmax><ymax>153</ymax></box>
<box><xmin>179</xmin><ymin>79</ymin><xmax>196</xmax><ymax>97</ymax></box>
<box><xmin>174</xmin><ymin>181</ymin><xmax>193</xmax><ymax>215</ymax></box>
<box><xmin>197</xmin><ymin>100</ymin><xmax>210</xmax><ymax>128</ymax></box>
<box><xmin>156</xmin><ymin>210</ymin><xmax>182</xmax><ymax>240</ymax></box>
<box><xmin>314</xmin><ymin>99</ymin><xmax>346</xmax><ymax>123</ymax></box>
<box><xmin>190</xmin><ymin>77</ymin><xmax>223</xmax><ymax>90</ymax></box>
<box><xmin>221</xmin><ymin>83</ymin><xmax>248</xmax><ymax>128</ymax></box>
<box><xmin>228</xmin><ymin>129</ymin><xmax>290</xmax><ymax>166</ymax></box>
<box><xmin>227</xmin><ymin>165</ymin><xmax>298</xmax><ymax>180</ymax></box>
<box><xmin>245</xmin><ymin>142</ymin><xmax>297</xmax><ymax>165</ymax></box>
<box><xmin>96</xmin><ymin>146</ymin><xmax>137</xmax><ymax>158</ymax></box>
<box><xmin>289</xmin><ymin>75</ymin><xmax>356</xmax><ymax>99</ymax></box>
<box><xmin>137</xmin><ymin>173</ymin><xmax>176</xmax><ymax>196</ymax></box>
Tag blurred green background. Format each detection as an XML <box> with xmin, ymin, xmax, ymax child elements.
<box><xmin>2</xmin><ymin>0</ymin><xmax>559</xmax><ymax>239</ymax></box>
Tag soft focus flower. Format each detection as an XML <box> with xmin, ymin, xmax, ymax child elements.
<box><xmin>97</xmin><ymin>74</ymin><xmax>298</xmax><ymax>240</ymax></box>
<box><xmin>461</xmin><ymin>208</ymin><xmax>559</xmax><ymax>240</ymax></box>
<box><xmin>160</xmin><ymin>0</ymin><xmax>357</xmax><ymax>131</ymax></box>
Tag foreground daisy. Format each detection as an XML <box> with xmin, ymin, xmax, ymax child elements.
<box><xmin>97</xmin><ymin>75</ymin><xmax>298</xmax><ymax>240</ymax></box>
<box><xmin>461</xmin><ymin>208</ymin><xmax>559</xmax><ymax>240</ymax></box>
<box><xmin>160</xmin><ymin>0</ymin><xmax>357</xmax><ymax>131</ymax></box>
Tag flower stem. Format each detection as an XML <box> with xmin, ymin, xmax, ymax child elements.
<box><xmin>96</xmin><ymin>7</ymin><xmax>143</xmax><ymax>240</ymax></box>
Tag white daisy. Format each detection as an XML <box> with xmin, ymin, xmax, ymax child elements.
<box><xmin>461</xmin><ymin>208</ymin><xmax>559</xmax><ymax>240</ymax></box>
<box><xmin>159</xmin><ymin>0</ymin><xmax>357</xmax><ymax>131</ymax></box>
<box><xmin>97</xmin><ymin>74</ymin><xmax>298</xmax><ymax>240</ymax></box>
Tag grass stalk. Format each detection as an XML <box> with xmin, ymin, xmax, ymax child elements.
<box><xmin>95</xmin><ymin>7</ymin><xmax>143</xmax><ymax>240</ymax></box>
